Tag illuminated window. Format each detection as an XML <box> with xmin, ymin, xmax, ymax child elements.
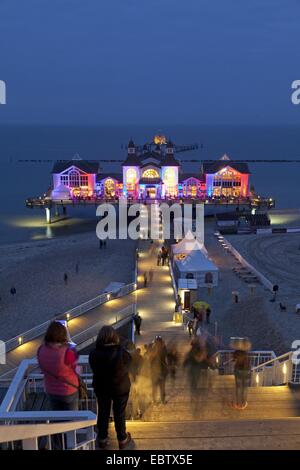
<box><xmin>126</xmin><ymin>168</ymin><xmax>137</xmax><ymax>184</ymax></box>
<box><xmin>80</xmin><ymin>175</ymin><xmax>88</xmax><ymax>186</ymax></box>
<box><xmin>104</xmin><ymin>178</ymin><xmax>115</xmax><ymax>197</ymax></box>
<box><xmin>142</xmin><ymin>168</ymin><xmax>159</xmax><ymax>179</ymax></box>
<box><xmin>164</xmin><ymin>168</ymin><xmax>176</xmax><ymax>185</ymax></box>
<box><xmin>61</xmin><ymin>175</ymin><xmax>69</xmax><ymax>186</ymax></box>
<box><xmin>69</xmin><ymin>170</ymin><xmax>80</xmax><ymax>187</ymax></box>
<box><xmin>154</xmin><ymin>135</ymin><xmax>167</xmax><ymax>145</ymax></box>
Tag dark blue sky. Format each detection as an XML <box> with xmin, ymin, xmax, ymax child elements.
<box><xmin>0</xmin><ymin>0</ymin><xmax>300</xmax><ymax>124</ymax></box>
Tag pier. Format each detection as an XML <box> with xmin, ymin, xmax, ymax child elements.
<box><xmin>2</xmin><ymin>221</ymin><xmax>300</xmax><ymax>449</ymax></box>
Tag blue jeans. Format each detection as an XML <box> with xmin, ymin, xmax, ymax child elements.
<box><xmin>48</xmin><ymin>392</ymin><xmax>79</xmax><ymax>411</ymax></box>
<box><xmin>43</xmin><ymin>392</ymin><xmax>79</xmax><ymax>449</ymax></box>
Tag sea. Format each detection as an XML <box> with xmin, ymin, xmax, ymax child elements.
<box><xmin>0</xmin><ymin>125</ymin><xmax>299</xmax><ymax>246</ymax></box>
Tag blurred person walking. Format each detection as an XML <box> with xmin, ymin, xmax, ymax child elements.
<box><xmin>183</xmin><ymin>339</ymin><xmax>210</xmax><ymax>414</ymax></box>
<box><xmin>149</xmin><ymin>336</ymin><xmax>168</xmax><ymax>404</ymax></box>
<box><xmin>166</xmin><ymin>343</ymin><xmax>179</xmax><ymax>383</ymax></box>
<box><xmin>233</xmin><ymin>349</ymin><xmax>251</xmax><ymax>410</ymax></box>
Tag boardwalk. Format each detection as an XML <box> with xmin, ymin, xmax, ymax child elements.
<box><xmin>0</xmin><ymin>291</ymin><xmax>136</xmax><ymax>378</ymax></box>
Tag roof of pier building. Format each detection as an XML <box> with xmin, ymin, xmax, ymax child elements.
<box><xmin>202</xmin><ymin>159</ymin><xmax>250</xmax><ymax>175</ymax></box>
<box><xmin>52</xmin><ymin>160</ymin><xmax>99</xmax><ymax>174</ymax></box>
<box><xmin>122</xmin><ymin>150</ymin><xmax>180</xmax><ymax>168</ymax></box>
<box><xmin>96</xmin><ymin>173</ymin><xmax>122</xmax><ymax>182</ymax></box>
<box><xmin>181</xmin><ymin>173</ymin><xmax>206</xmax><ymax>183</ymax></box>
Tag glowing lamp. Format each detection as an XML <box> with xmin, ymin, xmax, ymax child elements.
<box><xmin>18</xmin><ymin>337</ymin><xmax>23</xmax><ymax>345</ymax></box>
<box><xmin>66</xmin><ymin>313</ymin><xmax>70</xmax><ymax>321</ymax></box>
<box><xmin>107</xmin><ymin>293</ymin><xmax>111</xmax><ymax>301</ymax></box>
<box><xmin>283</xmin><ymin>363</ymin><xmax>287</xmax><ymax>375</ymax></box>
<box><xmin>255</xmin><ymin>374</ymin><xmax>259</xmax><ymax>384</ymax></box>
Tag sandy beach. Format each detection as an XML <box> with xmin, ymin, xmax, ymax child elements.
<box><xmin>222</xmin><ymin>231</ymin><xmax>300</xmax><ymax>353</ymax></box>
<box><xmin>0</xmin><ymin>232</ymin><xmax>136</xmax><ymax>341</ymax></box>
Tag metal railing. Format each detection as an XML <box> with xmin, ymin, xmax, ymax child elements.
<box><xmin>0</xmin><ymin>413</ymin><xmax>96</xmax><ymax>450</ymax></box>
<box><xmin>216</xmin><ymin>350</ymin><xmax>276</xmax><ymax>376</ymax></box>
<box><xmin>251</xmin><ymin>351</ymin><xmax>300</xmax><ymax>386</ymax></box>
<box><xmin>216</xmin><ymin>349</ymin><xmax>300</xmax><ymax>386</ymax></box>
<box><xmin>218</xmin><ymin>236</ymin><xmax>274</xmax><ymax>292</ymax></box>
<box><xmin>4</xmin><ymin>281</ymin><xmax>137</xmax><ymax>354</ymax></box>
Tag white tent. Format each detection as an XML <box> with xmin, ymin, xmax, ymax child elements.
<box><xmin>51</xmin><ymin>184</ymin><xmax>71</xmax><ymax>201</ymax></box>
<box><xmin>171</xmin><ymin>230</ymin><xmax>207</xmax><ymax>256</ymax></box>
<box><xmin>174</xmin><ymin>249</ymin><xmax>219</xmax><ymax>287</ymax></box>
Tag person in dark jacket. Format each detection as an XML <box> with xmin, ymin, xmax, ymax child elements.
<box><xmin>89</xmin><ymin>326</ymin><xmax>134</xmax><ymax>450</ymax></box>
<box><xmin>233</xmin><ymin>349</ymin><xmax>251</xmax><ymax>410</ymax></box>
<box><xmin>134</xmin><ymin>313</ymin><xmax>142</xmax><ymax>335</ymax></box>
<box><xmin>149</xmin><ymin>336</ymin><xmax>168</xmax><ymax>404</ymax></box>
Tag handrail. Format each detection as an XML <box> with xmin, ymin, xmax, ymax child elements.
<box><xmin>0</xmin><ymin>417</ymin><xmax>96</xmax><ymax>444</ymax></box>
<box><xmin>0</xmin><ymin>359</ymin><xmax>37</xmax><ymax>413</ymax></box>
<box><xmin>4</xmin><ymin>281</ymin><xmax>136</xmax><ymax>353</ymax></box>
<box><xmin>251</xmin><ymin>351</ymin><xmax>292</xmax><ymax>372</ymax></box>
<box><xmin>0</xmin><ymin>306</ymin><xmax>135</xmax><ymax>381</ymax></box>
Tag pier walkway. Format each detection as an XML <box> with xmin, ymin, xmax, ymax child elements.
<box><xmin>0</xmin><ymin>291</ymin><xmax>137</xmax><ymax>378</ymax></box>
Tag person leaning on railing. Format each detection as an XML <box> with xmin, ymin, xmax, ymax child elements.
<box><xmin>37</xmin><ymin>321</ymin><xmax>80</xmax><ymax>411</ymax></box>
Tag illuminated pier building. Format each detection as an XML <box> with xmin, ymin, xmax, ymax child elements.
<box><xmin>50</xmin><ymin>136</ymin><xmax>250</xmax><ymax>201</ymax></box>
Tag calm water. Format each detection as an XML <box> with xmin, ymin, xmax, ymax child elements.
<box><xmin>0</xmin><ymin>125</ymin><xmax>299</xmax><ymax>245</ymax></box>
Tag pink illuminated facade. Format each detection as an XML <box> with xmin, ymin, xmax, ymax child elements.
<box><xmin>50</xmin><ymin>140</ymin><xmax>250</xmax><ymax>202</ymax></box>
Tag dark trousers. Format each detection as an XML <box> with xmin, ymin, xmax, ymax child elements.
<box><xmin>97</xmin><ymin>393</ymin><xmax>129</xmax><ymax>442</ymax></box>
<box><xmin>234</xmin><ymin>370</ymin><xmax>250</xmax><ymax>407</ymax></box>
<box><xmin>135</xmin><ymin>324</ymin><xmax>141</xmax><ymax>335</ymax></box>
<box><xmin>152</xmin><ymin>377</ymin><xmax>166</xmax><ymax>404</ymax></box>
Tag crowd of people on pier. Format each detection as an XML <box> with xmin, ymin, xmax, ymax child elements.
<box><xmin>37</xmin><ymin>321</ymin><xmax>252</xmax><ymax>450</ymax></box>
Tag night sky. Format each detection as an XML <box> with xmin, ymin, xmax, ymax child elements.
<box><xmin>0</xmin><ymin>0</ymin><xmax>300</xmax><ymax>124</ymax></box>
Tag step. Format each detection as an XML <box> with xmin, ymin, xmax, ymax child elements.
<box><xmin>107</xmin><ymin>418</ymin><xmax>300</xmax><ymax>450</ymax></box>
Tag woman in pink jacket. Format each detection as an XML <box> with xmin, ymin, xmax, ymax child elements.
<box><xmin>38</xmin><ymin>321</ymin><xmax>79</xmax><ymax>411</ymax></box>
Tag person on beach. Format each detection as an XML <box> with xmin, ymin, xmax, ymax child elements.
<box><xmin>134</xmin><ymin>313</ymin><xmax>142</xmax><ymax>335</ymax></box>
<box><xmin>149</xmin><ymin>336</ymin><xmax>168</xmax><ymax>405</ymax></box>
<box><xmin>75</xmin><ymin>262</ymin><xmax>79</xmax><ymax>274</ymax></box>
<box><xmin>233</xmin><ymin>349</ymin><xmax>251</xmax><ymax>410</ymax></box>
<box><xmin>64</xmin><ymin>273</ymin><xmax>68</xmax><ymax>285</ymax></box>
<box><xmin>157</xmin><ymin>251</ymin><xmax>161</xmax><ymax>266</ymax></box>
<box><xmin>10</xmin><ymin>286</ymin><xmax>16</xmax><ymax>296</ymax></box>
<box><xmin>89</xmin><ymin>326</ymin><xmax>134</xmax><ymax>450</ymax></box>
<box><xmin>99</xmin><ymin>239</ymin><xmax>103</xmax><ymax>249</ymax></box>
<box><xmin>149</xmin><ymin>268</ymin><xmax>154</xmax><ymax>284</ymax></box>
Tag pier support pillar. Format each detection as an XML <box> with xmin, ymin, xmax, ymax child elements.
<box><xmin>45</xmin><ymin>207</ymin><xmax>51</xmax><ymax>224</ymax></box>
<box><xmin>54</xmin><ymin>204</ymin><xmax>59</xmax><ymax>217</ymax></box>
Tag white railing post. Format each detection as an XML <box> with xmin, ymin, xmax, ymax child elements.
<box><xmin>22</xmin><ymin>437</ymin><xmax>39</xmax><ymax>450</ymax></box>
